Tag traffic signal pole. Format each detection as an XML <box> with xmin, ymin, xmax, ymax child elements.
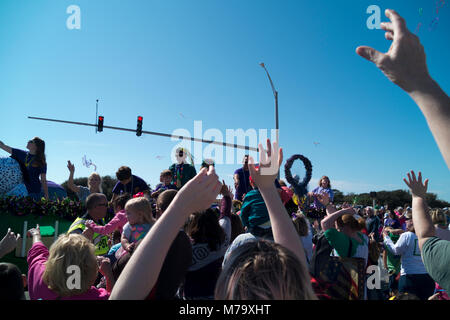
<box><xmin>28</xmin><ymin>116</ymin><xmax>258</xmax><ymax>151</ymax></box>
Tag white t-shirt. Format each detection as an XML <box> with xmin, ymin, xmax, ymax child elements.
<box><xmin>384</xmin><ymin>231</ymin><xmax>427</xmax><ymax>276</ymax></box>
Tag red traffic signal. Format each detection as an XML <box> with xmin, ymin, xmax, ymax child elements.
<box><xmin>136</xmin><ymin>116</ymin><xmax>143</xmax><ymax>136</ymax></box>
<box><xmin>97</xmin><ymin>116</ymin><xmax>104</xmax><ymax>132</ymax></box>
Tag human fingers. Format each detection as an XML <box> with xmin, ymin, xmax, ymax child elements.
<box><xmin>259</xmin><ymin>143</ymin><xmax>269</xmax><ymax>166</ymax></box>
<box><xmin>266</xmin><ymin>139</ymin><xmax>272</xmax><ymax>159</ymax></box>
<box><xmin>385</xmin><ymin>32</ymin><xmax>394</xmax><ymax>41</ymax></box>
<box><xmin>385</xmin><ymin>9</ymin><xmax>408</xmax><ymax>36</ymax></box>
<box><xmin>411</xmin><ymin>170</ymin><xmax>417</xmax><ymax>182</ymax></box>
<box><xmin>380</xmin><ymin>21</ymin><xmax>394</xmax><ymax>33</ymax></box>
<box><xmin>424</xmin><ymin>179</ymin><xmax>429</xmax><ymax>191</ymax></box>
<box><xmin>356</xmin><ymin>46</ymin><xmax>386</xmax><ymax>66</ymax></box>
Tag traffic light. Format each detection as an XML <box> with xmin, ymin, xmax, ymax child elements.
<box><xmin>97</xmin><ymin>116</ymin><xmax>104</xmax><ymax>132</ymax></box>
<box><xmin>136</xmin><ymin>116</ymin><xmax>143</xmax><ymax>136</ymax></box>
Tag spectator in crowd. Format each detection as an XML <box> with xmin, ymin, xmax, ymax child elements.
<box><xmin>292</xmin><ymin>212</ymin><xmax>313</xmax><ymax>265</ymax></box>
<box><xmin>67</xmin><ymin>193</ymin><xmax>110</xmax><ymax>256</ymax></box>
<box><xmin>66</xmin><ymin>160</ymin><xmax>103</xmax><ymax>204</ymax></box>
<box><xmin>111</xmin><ymin>166</ymin><xmax>150</xmax><ymax>203</ymax></box>
<box><xmin>431</xmin><ymin>208</ymin><xmax>450</xmax><ymax>241</ymax></box>
<box><xmin>307</xmin><ymin>176</ymin><xmax>334</xmax><ymax>220</ymax></box>
<box><xmin>365</xmin><ymin>207</ymin><xmax>381</xmax><ymax>242</ymax></box>
<box><xmin>27</xmin><ymin>225</ymin><xmax>114</xmax><ymax>300</ymax></box>
<box><xmin>382</xmin><ymin>208</ymin><xmax>435</xmax><ymax>300</ymax></box>
<box><xmin>0</xmin><ymin>138</ymin><xmax>49</xmax><ymax>200</ymax></box>
<box><xmin>0</xmin><ymin>262</ymin><xmax>26</xmax><ymax>300</ymax></box>
<box><xmin>151</xmin><ymin>170</ymin><xmax>176</xmax><ymax>198</ymax></box>
<box><xmin>233</xmin><ymin>155</ymin><xmax>251</xmax><ymax>201</ymax></box>
<box><xmin>182</xmin><ymin>183</ymin><xmax>232</xmax><ymax>299</ymax></box>
<box><xmin>85</xmin><ymin>193</ymin><xmax>131</xmax><ymax>237</ymax></box>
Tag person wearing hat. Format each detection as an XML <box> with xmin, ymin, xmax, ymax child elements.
<box><xmin>382</xmin><ymin>210</ymin><xmax>435</xmax><ymax>300</ymax></box>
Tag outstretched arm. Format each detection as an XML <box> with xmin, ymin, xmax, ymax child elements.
<box><xmin>321</xmin><ymin>207</ymin><xmax>356</xmax><ymax>231</ymax></box>
<box><xmin>0</xmin><ymin>141</ymin><xmax>12</xmax><ymax>154</ymax></box>
<box><xmin>403</xmin><ymin>171</ymin><xmax>435</xmax><ymax>250</ymax></box>
<box><xmin>248</xmin><ymin>139</ymin><xmax>306</xmax><ymax>266</ymax></box>
<box><xmin>66</xmin><ymin>161</ymin><xmax>80</xmax><ymax>193</ymax></box>
<box><xmin>110</xmin><ymin>166</ymin><xmax>222</xmax><ymax>300</ymax></box>
<box><xmin>356</xmin><ymin>9</ymin><xmax>450</xmax><ymax>169</ymax></box>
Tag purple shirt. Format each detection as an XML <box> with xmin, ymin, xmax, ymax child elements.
<box><xmin>11</xmin><ymin>148</ymin><xmax>46</xmax><ymax>194</ymax></box>
<box><xmin>234</xmin><ymin>167</ymin><xmax>251</xmax><ymax>200</ymax></box>
<box><xmin>112</xmin><ymin>174</ymin><xmax>149</xmax><ymax>195</ymax></box>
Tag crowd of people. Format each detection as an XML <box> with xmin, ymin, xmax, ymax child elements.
<box><xmin>0</xmin><ymin>9</ymin><xmax>450</xmax><ymax>301</ymax></box>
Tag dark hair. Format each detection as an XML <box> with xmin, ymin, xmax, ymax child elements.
<box><xmin>113</xmin><ymin>193</ymin><xmax>131</xmax><ymax>211</ymax></box>
<box><xmin>31</xmin><ymin>137</ymin><xmax>46</xmax><ymax>168</ymax></box>
<box><xmin>292</xmin><ymin>213</ymin><xmax>309</xmax><ymax>237</ymax></box>
<box><xmin>157</xmin><ymin>189</ymin><xmax>178</xmax><ymax>213</ymax></box>
<box><xmin>230</xmin><ymin>213</ymin><xmax>245</xmax><ymax>243</ymax></box>
<box><xmin>186</xmin><ymin>208</ymin><xmax>225</xmax><ymax>251</ymax></box>
<box><xmin>116</xmin><ymin>166</ymin><xmax>132</xmax><ymax>181</ymax></box>
<box><xmin>160</xmin><ymin>170</ymin><xmax>172</xmax><ymax>178</ymax></box>
<box><xmin>112</xmin><ymin>230</ymin><xmax>121</xmax><ymax>243</ymax></box>
<box><xmin>86</xmin><ymin>193</ymin><xmax>107</xmax><ymax>210</ymax></box>
<box><xmin>0</xmin><ymin>263</ymin><xmax>25</xmax><ymax>300</ymax></box>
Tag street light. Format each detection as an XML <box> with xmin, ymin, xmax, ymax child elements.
<box><xmin>260</xmin><ymin>62</ymin><xmax>279</xmax><ymax>178</ymax></box>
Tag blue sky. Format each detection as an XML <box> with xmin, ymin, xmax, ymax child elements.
<box><xmin>0</xmin><ymin>0</ymin><xmax>449</xmax><ymax>201</ymax></box>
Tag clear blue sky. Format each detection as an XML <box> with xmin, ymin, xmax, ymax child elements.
<box><xmin>0</xmin><ymin>0</ymin><xmax>449</xmax><ymax>201</ymax></box>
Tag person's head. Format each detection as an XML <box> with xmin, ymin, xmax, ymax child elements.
<box><xmin>319</xmin><ymin>176</ymin><xmax>330</xmax><ymax>189</ymax></box>
<box><xmin>112</xmin><ymin>193</ymin><xmax>131</xmax><ymax>213</ymax></box>
<box><xmin>26</xmin><ymin>137</ymin><xmax>46</xmax><ymax>167</ymax></box>
<box><xmin>388</xmin><ymin>210</ymin><xmax>397</xmax><ymax>220</ymax></box>
<box><xmin>85</xmin><ymin>193</ymin><xmax>108</xmax><ymax>221</ymax></box>
<box><xmin>230</xmin><ymin>213</ymin><xmax>245</xmax><ymax>243</ymax></box>
<box><xmin>215</xmin><ymin>240</ymin><xmax>317</xmax><ymax>300</ymax></box>
<box><xmin>0</xmin><ymin>263</ymin><xmax>26</xmax><ymax>300</ymax></box>
<box><xmin>292</xmin><ymin>213</ymin><xmax>309</xmax><ymax>237</ymax></box>
<box><xmin>159</xmin><ymin>170</ymin><xmax>173</xmax><ymax>185</ymax></box>
<box><xmin>232</xmin><ymin>200</ymin><xmax>242</xmax><ymax>213</ymax></box>
<box><xmin>404</xmin><ymin>211</ymin><xmax>414</xmax><ymax>232</ymax></box>
<box><xmin>365</xmin><ymin>207</ymin><xmax>374</xmax><ymax>217</ymax></box>
<box><xmin>201</xmin><ymin>158</ymin><xmax>215</xmax><ymax>170</ymax></box>
<box><xmin>116</xmin><ymin>166</ymin><xmax>132</xmax><ymax>184</ymax></box>
<box><xmin>185</xmin><ymin>208</ymin><xmax>225</xmax><ymax>251</ymax></box>
<box><xmin>124</xmin><ymin>197</ymin><xmax>155</xmax><ymax>225</ymax></box>
<box><xmin>156</xmin><ymin>189</ymin><xmax>178</xmax><ymax>219</ymax></box>
<box><xmin>431</xmin><ymin>208</ymin><xmax>447</xmax><ymax>227</ymax></box>
<box><xmin>242</xmin><ymin>155</ymin><xmax>249</xmax><ymax>170</ymax></box>
<box><xmin>357</xmin><ymin>217</ymin><xmax>367</xmax><ymax>231</ymax></box>
<box><xmin>397</xmin><ymin>207</ymin><xmax>404</xmax><ymax>215</ymax></box>
<box><xmin>278</xmin><ymin>180</ymin><xmax>287</xmax><ymax>187</ymax></box>
<box><xmin>43</xmin><ymin>234</ymin><xmax>98</xmax><ymax>297</ymax></box>
<box><xmin>175</xmin><ymin>147</ymin><xmax>187</xmax><ymax>164</ymax></box>
<box><xmin>336</xmin><ymin>214</ymin><xmax>360</xmax><ymax>234</ymax></box>
<box><xmin>87</xmin><ymin>172</ymin><xmax>102</xmax><ymax>192</ymax></box>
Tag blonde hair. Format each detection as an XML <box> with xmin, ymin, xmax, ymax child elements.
<box><xmin>125</xmin><ymin>197</ymin><xmax>155</xmax><ymax>224</ymax></box>
<box><xmin>431</xmin><ymin>209</ymin><xmax>447</xmax><ymax>226</ymax></box>
<box><xmin>88</xmin><ymin>172</ymin><xmax>103</xmax><ymax>193</ymax></box>
<box><xmin>215</xmin><ymin>240</ymin><xmax>317</xmax><ymax>300</ymax></box>
<box><xmin>43</xmin><ymin>234</ymin><xmax>98</xmax><ymax>297</ymax></box>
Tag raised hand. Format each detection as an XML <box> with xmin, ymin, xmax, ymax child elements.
<box><xmin>67</xmin><ymin>160</ymin><xmax>75</xmax><ymax>173</ymax></box>
<box><xmin>177</xmin><ymin>165</ymin><xmax>222</xmax><ymax>214</ymax></box>
<box><xmin>356</xmin><ymin>9</ymin><xmax>430</xmax><ymax>93</ymax></box>
<box><xmin>248</xmin><ymin>139</ymin><xmax>283</xmax><ymax>189</ymax></box>
<box><xmin>403</xmin><ymin>170</ymin><xmax>429</xmax><ymax>199</ymax></box>
<box><xmin>0</xmin><ymin>228</ymin><xmax>21</xmax><ymax>257</ymax></box>
<box><xmin>220</xmin><ymin>180</ymin><xmax>233</xmax><ymax>198</ymax></box>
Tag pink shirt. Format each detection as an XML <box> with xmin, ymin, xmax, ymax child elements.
<box><xmin>27</xmin><ymin>242</ymin><xmax>109</xmax><ymax>300</ymax></box>
<box><xmin>86</xmin><ymin>210</ymin><xmax>128</xmax><ymax>235</ymax></box>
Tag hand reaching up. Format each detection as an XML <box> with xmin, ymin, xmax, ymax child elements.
<box><xmin>403</xmin><ymin>170</ymin><xmax>428</xmax><ymax>199</ymax></box>
<box><xmin>0</xmin><ymin>228</ymin><xmax>21</xmax><ymax>258</ymax></box>
<box><xmin>316</xmin><ymin>192</ymin><xmax>330</xmax><ymax>207</ymax></box>
<box><xmin>177</xmin><ymin>166</ymin><xmax>222</xmax><ymax>214</ymax></box>
<box><xmin>248</xmin><ymin>139</ymin><xmax>283</xmax><ymax>190</ymax></box>
<box><xmin>356</xmin><ymin>9</ymin><xmax>430</xmax><ymax>93</ymax></box>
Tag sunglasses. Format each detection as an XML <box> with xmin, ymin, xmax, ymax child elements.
<box><xmin>96</xmin><ymin>203</ymin><xmax>108</xmax><ymax>207</ymax></box>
